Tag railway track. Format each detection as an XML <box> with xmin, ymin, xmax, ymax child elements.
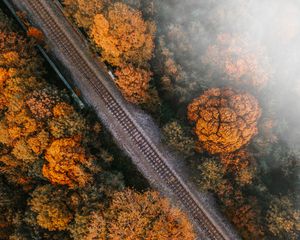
<box><xmin>12</xmin><ymin>0</ymin><xmax>236</xmax><ymax>239</ymax></box>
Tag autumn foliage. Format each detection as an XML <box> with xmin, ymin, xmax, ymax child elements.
<box><xmin>43</xmin><ymin>137</ymin><xmax>91</xmax><ymax>188</ymax></box>
<box><xmin>266</xmin><ymin>196</ymin><xmax>300</xmax><ymax>239</ymax></box>
<box><xmin>27</xmin><ymin>27</ymin><xmax>44</xmax><ymax>43</ymax></box>
<box><xmin>89</xmin><ymin>2</ymin><xmax>156</xmax><ymax>103</ymax></box>
<box><xmin>114</xmin><ymin>64</ymin><xmax>152</xmax><ymax>104</ymax></box>
<box><xmin>0</xmin><ymin>10</ymin><xmax>198</xmax><ymax>240</ymax></box>
<box><xmin>1</xmin><ymin>2</ymin><xmax>299</xmax><ymax>240</ymax></box>
<box><xmin>64</xmin><ymin>1</ymin><xmax>156</xmax><ymax>105</ymax></box>
<box><xmin>26</xmin><ymin>88</ymin><xmax>60</xmax><ymax>120</ymax></box>
<box><xmin>202</xmin><ymin>34</ymin><xmax>271</xmax><ymax>88</ymax></box>
<box><xmin>63</xmin><ymin>0</ymin><xmax>111</xmax><ymax>29</ymax></box>
<box><xmin>197</xmin><ymin>157</ymin><xmax>264</xmax><ymax>239</ymax></box>
<box><xmin>220</xmin><ymin>149</ymin><xmax>256</xmax><ymax>185</ymax></box>
<box><xmin>0</xmin><ymin>17</ymin><xmax>92</xmax><ymax>189</ymax></box>
<box><xmin>162</xmin><ymin>121</ymin><xmax>194</xmax><ymax>156</ymax></box>
<box><xmin>29</xmin><ymin>185</ymin><xmax>73</xmax><ymax>231</ymax></box>
<box><xmin>188</xmin><ymin>88</ymin><xmax>261</xmax><ymax>154</ymax></box>
<box><xmin>90</xmin><ymin>3</ymin><xmax>156</xmax><ymax>67</ymax></box>
<box><xmin>224</xmin><ymin>194</ymin><xmax>265</xmax><ymax>239</ymax></box>
<box><xmin>102</xmin><ymin>189</ymin><xmax>195</xmax><ymax>240</ymax></box>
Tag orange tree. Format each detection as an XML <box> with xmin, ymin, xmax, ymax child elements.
<box><xmin>28</xmin><ymin>185</ymin><xmax>73</xmax><ymax>231</ymax></box>
<box><xmin>69</xmin><ymin>189</ymin><xmax>196</xmax><ymax>240</ymax></box>
<box><xmin>89</xmin><ymin>3</ymin><xmax>156</xmax><ymax>104</ymax></box>
<box><xmin>64</xmin><ymin>1</ymin><xmax>157</xmax><ymax>105</ymax></box>
<box><xmin>43</xmin><ymin>137</ymin><xmax>92</xmax><ymax>188</ymax></box>
<box><xmin>114</xmin><ymin>64</ymin><xmax>152</xmax><ymax>104</ymax></box>
<box><xmin>220</xmin><ymin>149</ymin><xmax>257</xmax><ymax>186</ymax></box>
<box><xmin>0</xmin><ymin>20</ymin><xmax>45</xmax><ymax>187</ymax></box>
<box><xmin>187</xmin><ymin>88</ymin><xmax>261</xmax><ymax>154</ymax></box>
<box><xmin>0</xmin><ymin>17</ymin><xmax>93</xmax><ymax>189</ymax></box>
<box><xmin>197</xmin><ymin>158</ymin><xmax>264</xmax><ymax>239</ymax></box>
<box><xmin>90</xmin><ymin>2</ymin><xmax>156</xmax><ymax>67</ymax></box>
<box><xmin>63</xmin><ymin>0</ymin><xmax>111</xmax><ymax>29</ymax></box>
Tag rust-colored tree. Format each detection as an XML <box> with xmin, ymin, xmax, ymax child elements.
<box><xmin>223</xmin><ymin>192</ymin><xmax>265</xmax><ymax>240</ymax></box>
<box><xmin>43</xmin><ymin>137</ymin><xmax>92</xmax><ymax>188</ymax></box>
<box><xmin>187</xmin><ymin>88</ymin><xmax>261</xmax><ymax>154</ymax></box>
<box><xmin>49</xmin><ymin>102</ymin><xmax>87</xmax><ymax>138</ymax></box>
<box><xmin>28</xmin><ymin>185</ymin><xmax>73</xmax><ymax>231</ymax></box>
<box><xmin>220</xmin><ymin>149</ymin><xmax>256</xmax><ymax>186</ymax></box>
<box><xmin>27</xmin><ymin>27</ymin><xmax>44</xmax><ymax>44</ymax></box>
<box><xmin>114</xmin><ymin>64</ymin><xmax>152</xmax><ymax>104</ymax></box>
<box><xmin>90</xmin><ymin>2</ymin><xmax>156</xmax><ymax>67</ymax></box>
<box><xmin>63</xmin><ymin>0</ymin><xmax>111</xmax><ymax>29</ymax></box>
<box><xmin>25</xmin><ymin>88</ymin><xmax>61</xmax><ymax>120</ymax></box>
<box><xmin>70</xmin><ymin>189</ymin><xmax>196</xmax><ymax>240</ymax></box>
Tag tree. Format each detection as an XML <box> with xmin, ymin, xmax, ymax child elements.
<box><xmin>0</xmin><ymin>30</ymin><xmax>91</xmax><ymax>188</ymax></box>
<box><xmin>70</xmin><ymin>189</ymin><xmax>196</xmax><ymax>240</ymax></box>
<box><xmin>224</xmin><ymin>193</ymin><xmax>265</xmax><ymax>240</ymax></box>
<box><xmin>63</xmin><ymin>0</ymin><xmax>110</xmax><ymax>29</ymax></box>
<box><xmin>201</xmin><ymin>34</ymin><xmax>271</xmax><ymax>89</ymax></box>
<box><xmin>266</xmin><ymin>196</ymin><xmax>300</xmax><ymax>239</ymax></box>
<box><xmin>0</xmin><ymin>32</ymin><xmax>44</xmax><ymax>80</ymax></box>
<box><xmin>90</xmin><ymin>2</ymin><xmax>156</xmax><ymax>67</ymax></box>
<box><xmin>27</xmin><ymin>130</ymin><xmax>50</xmax><ymax>155</ymax></box>
<box><xmin>155</xmin><ymin>37</ymin><xmax>191</xmax><ymax>103</ymax></box>
<box><xmin>220</xmin><ymin>149</ymin><xmax>256</xmax><ymax>186</ymax></box>
<box><xmin>68</xmin><ymin>173</ymin><xmax>125</xmax><ymax>240</ymax></box>
<box><xmin>25</xmin><ymin>88</ymin><xmax>61</xmax><ymax>120</ymax></box>
<box><xmin>27</xmin><ymin>27</ymin><xmax>44</xmax><ymax>44</ymax></box>
<box><xmin>187</xmin><ymin>88</ymin><xmax>261</xmax><ymax>154</ymax></box>
<box><xmin>0</xmin><ymin>177</ymin><xmax>24</xmax><ymax>239</ymax></box>
<box><xmin>162</xmin><ymin>121</ymin><xmax>194</xmax><ymax>156</ymax></box>
<box><xmin>68</xmin><ymin>211</ymin><xmax>106</xmax><ymax>240</ymax></box>
<box><xmin>196</xmin><ymin>157</ymin><xmax>264</xmax><ymax>239</ymax></box>
<box><xmin>5</xmin><ymin>109</ymin><xmax>39</xmax><ymax>142</ymax></box>
<box><xmin>43</xmin><ymin>137</ymin><xmax>92</xmax><ymax>188</ymax></box>
<box><xmin>114</xmin><ymin>64</ymin><xmax>152</xmax><ymax>104</ymax></box>
<box><xmin>197</xmin><ymin>158</ymin><xmax>230</xmax><ymax>196</ymax></box>
<box><xmin>28</xmin><ymin>185</ymin><xmax>73</xmax><ymax>231</ymax></box>
<box><xmin>64</xmin><ymin>1</ymin><xmax>158</xmax><ymax>105</ymax></box>
<box><xmin>48</xmin><ymin>102</ymin><xmax>87</xmax><ymax>138</ymax></box>
<box><xmin>104</xmin><ymin>189</ymin><xmax>196</xmax><ymax>240</ymax></box>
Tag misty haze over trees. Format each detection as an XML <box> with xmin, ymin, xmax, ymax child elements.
<box><xmin>0</xmin><ymin>0</ymin><xmax>299</xmax><ymax>239</ymax></box>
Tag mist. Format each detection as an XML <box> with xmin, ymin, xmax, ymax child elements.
<box><xmin>155</xmin><ymin>0</ymin><xmax>300</xmax><ymax>156</ymax></box>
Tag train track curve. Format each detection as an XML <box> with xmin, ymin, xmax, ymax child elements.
<box><xmin>7</xmin><ymin>0</ymin><xmax>239</xmax><ymax>239</ymax></box>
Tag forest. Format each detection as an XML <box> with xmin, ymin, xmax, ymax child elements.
<box><xmin>0</xmin><ymin>0</ymin><xmax>299</xmax><ymax>239</ymax></box>
<box><xmin>0</xmin><ymin>6</ymin><xmax>196</xmax><ymax>240</ymax></box>
<box><xmin>61</xmin><ymin>0</ymin><xmax>300</xmax><ymax>239</ymax></box>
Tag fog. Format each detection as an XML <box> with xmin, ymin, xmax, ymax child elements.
<box><xmin>156</xmin><ymin>0</ymin><xmax>300</xmax><ymax>155</ymax></box>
